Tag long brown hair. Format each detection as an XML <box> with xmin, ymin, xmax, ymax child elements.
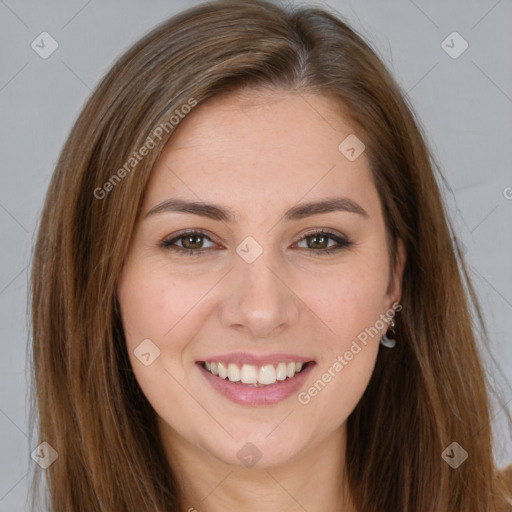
<box><xmin>29</xmin><ymin>0</ymin><xmax>512</xmax><ymax>510</ymax></box>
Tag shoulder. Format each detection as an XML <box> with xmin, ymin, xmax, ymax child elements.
<box><xmin>493</xmin><ymin>463</ymin><xmax>512</xmax><ymax>512</ymax></box>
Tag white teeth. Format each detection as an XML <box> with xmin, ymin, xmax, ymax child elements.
<box><xmin>217</xmin><ymin>362</ymin><xmax>227</xmax><ymax>379</ymax></box>
<box><xmin>203</xmin><ymin>360</ymin><xmax>308</xmax><ymax>386</ymax></box>
<box><xmin>227</xmin><ymin>363</ymin><xmax>240</xmax><ymax>382</ymax></box>
<box><xmin>258</xmin><ymin>364</ymin><xmax>277</xmax><ymax>385</ymax></box>
<box><xmin>240</xmin><ymin>364</ymin><xmax>258</xmax><ymax>384</ymax></box>
<box><xmin>276</xmin><ymin>362</ymin><xmax>288</xmax><ymax>381</ymax></box>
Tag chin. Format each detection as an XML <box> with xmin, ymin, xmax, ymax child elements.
<box><xmin>201</xmin><ymin>427</ymin><xmax>305</xmax><ymax>469</ymax></box>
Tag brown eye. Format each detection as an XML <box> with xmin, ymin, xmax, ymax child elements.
<box><xmin>161</xmin><ymin>231</ymin><xmax>217</xmax><ymax>255</ymax></box>
<box><xmin>179</xmin><ymin>233</ymin><xmax>206</xmax><ymax>250</ymax></box>
<box><xmin>295</xmin><ymin>230</ymin><xmax>353</xmax><ymax>254</ymax></box>
<box><xmin>161</xmin><ymin>229</ymin><xmax>353</xmax><ymax>257</ymax></box>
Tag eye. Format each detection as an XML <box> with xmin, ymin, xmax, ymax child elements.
<box><xmin>161</xmin><ymin>230</ymin><xmax>218</xmax><ymax>255</ymax></box>
<box><xmin>160</xmin><ymin>229</ymin><xmax>354</xmax><ymax>256</ymax></box>
<box><xmin>293</xmin><ymin>230</ymin><xmax>354</xmax><ymax>255</ymax></box>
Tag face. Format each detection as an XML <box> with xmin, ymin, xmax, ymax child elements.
<box><xmin>117</xmin><ymin>89</ymin><xmax>405</xmax><ymax>469</ymax></box>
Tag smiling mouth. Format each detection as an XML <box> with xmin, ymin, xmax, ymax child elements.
<box><xmin>200</xmin><ymin>361</ymin><xmax>312</xmax><ymax>387</ymax></box>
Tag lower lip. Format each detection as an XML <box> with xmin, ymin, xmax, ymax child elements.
<box><xmin>197</xmin><ymin>362</ymin><xmax>315</xmax><ymax>406</ymax></box>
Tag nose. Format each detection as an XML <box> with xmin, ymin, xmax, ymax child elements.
<box><xmin>219</xmin><ymin>249</ymin><xmax>300</xmax><ymax>340</ymax></box>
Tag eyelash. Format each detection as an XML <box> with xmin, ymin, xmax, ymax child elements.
<box><xmin>160</xmin><ymin>229</ymin><xmax>354</xmax><ymax>256</ymax></box>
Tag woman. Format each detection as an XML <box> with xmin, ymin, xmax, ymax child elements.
<box><xmin>29</xmin><ymin>0</ymin><xmax>512</xmax><ymax>510</ymax></box>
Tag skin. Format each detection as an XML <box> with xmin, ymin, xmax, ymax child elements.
<box><xmin>117</xmin><ymin>88</ymin><xmax>406</xmax><ymax>512</ymax></box>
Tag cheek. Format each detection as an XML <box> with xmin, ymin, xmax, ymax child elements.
<box><xmin>117</xmin><ymin>266</ymin><xmax>200</xmax><ymax>421</ymax></box>
<box><xmin>305</xmin><ymin>263</ymin><xmax>389</xmax><ymax>343</ymax></box>
<box><xmin>118</xmin><ymin>274</ymin><xmax>170</xmax><ymax>346</ymax></box>
<box><xmin>296</xmin><ymin>271</ymin><xmax>383</xmax><ymax>430</ymax></box>
<box><xmin>118</xmin><ymin>263</ymin><xmax>204</xmax><ymax>350</ymax></box>
<box><xmin>294</xmin><ymin>262</ymin><xmax>386</xmax><ymax>413</ymax></box>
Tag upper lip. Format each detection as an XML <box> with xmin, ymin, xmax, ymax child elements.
<box><xmin>197</xmin><ymin>352</ymin><xmax>314</xmax><ymax>366</ymax></box>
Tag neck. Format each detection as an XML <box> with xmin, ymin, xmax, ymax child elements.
<box><xmin>158</xmin><ymin>419</ymin><xmax>357</xmax><ymax>512</ymax></box>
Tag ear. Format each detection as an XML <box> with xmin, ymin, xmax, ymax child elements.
<box><xmin>384</xmin><ymin>237</ymin><xmax>406</xmax><ymax>309</ymax></box>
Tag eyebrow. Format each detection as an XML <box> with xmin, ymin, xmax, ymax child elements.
<box><xmin>144</xmin><ymin>197</ymin><xmax>369</xmax><ymax>222</ymax></box>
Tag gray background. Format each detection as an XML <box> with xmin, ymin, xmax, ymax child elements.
<box><xmin>1</xmin><ymin>0</ymin><xmax>511</xmax><ymax>509</ymax></box>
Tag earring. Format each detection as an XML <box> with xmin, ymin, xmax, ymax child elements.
<box><xmin>380</xmin><ymin>316</ymin><xmax>396</xmax><ymax>348</ymax></box>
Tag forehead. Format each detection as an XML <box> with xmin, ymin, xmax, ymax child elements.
<box><xmin>143</xmin><ymin>89</ymin><xmax>381</xmax><ymax>221</ymax></box>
